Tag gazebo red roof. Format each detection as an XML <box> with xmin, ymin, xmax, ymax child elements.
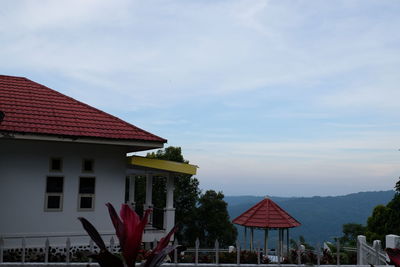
<box><xmin>0</xmin><ymin>75</ymin><xmax>166</xmax><ymax>143</ymax></box>
<box><xmin>233</xmin><ymin>198</ymin><xmax>301</xmax><ymax>229</ymax></box>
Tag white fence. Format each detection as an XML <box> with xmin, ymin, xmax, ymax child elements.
<box><xmin>357</xmin><ymin>236</ymin><xmax>387</xmax><ymax>265</ymax></box>
<box><xmin>0</xmin><ymin>234</ymin><xmax>397</xmax><ymax>266</ymax></box>
<box><xmin>0</xmin><ymin>233</ymin><xmax>118</xmax><ymax>264</ymax></box>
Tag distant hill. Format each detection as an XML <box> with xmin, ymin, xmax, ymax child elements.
<box><xmin>225</xmin><ymin>190</ymin><xmax>395</xmax><ymax>246</ymax></box>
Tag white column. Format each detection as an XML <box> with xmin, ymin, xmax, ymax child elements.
<box><xmin>373</xmin><ymin>240</ymin><xmax>382</xmax><ymax>265</ymax></box>
<box><xmin>166</xmin><ymin>173</ymin><xmax>174</xmax><ymax>209</ymax></box>
<box><xmin>128</xmin><ymin>175</ymin><xmax>136</xmax><ymax>210</ymax></box>
<box><xmin>357</xmin><ymin>235</ymin><xmax>367</xmax><ymax>265</ymax></box>
<box><xmin>145</xmin><ymin>173</ymin><xmax>153</xmax><ymax>225</ymax></box>
<box><xmin>164</xmin><ymin>173</ymin><xmax>175</xmax><ymax>232</ymax></box>
<box><xmin>145</xmin><ymin>173</ymin><xmax>153</xmax><ymax>208</ymax></box>
<box><xmin>386</xmin><ymin>234</ymin><xmax>400</xmax><ymax>248</ymax></box>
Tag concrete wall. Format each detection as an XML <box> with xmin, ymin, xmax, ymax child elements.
<box><xmin>0</xmin><ymin>138</ymin><xmax>126</xmax><ymax>238</ymax></box>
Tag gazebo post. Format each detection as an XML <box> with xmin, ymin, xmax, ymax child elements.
<box><xmin>250</xmin><ymin>227</ymin><xmax>254</xmax><ymax>251</ymax></box>
<box><xmin>244</xmin><ymin>226</ymin><xmax>247</xmax><ymax>250</ymax></box>
<box><xmin>280</xmin><ymin>229</ymin><xmax>284</xmax><ymax>259</ymax></box>
<box><xmin>277</xmin><ymin>228</ymin><xmax>284</xmax><ymax>262</ymax></box>
<box><xmin>277</xmin><ymin>229</ymin><xmax>281</xmax><ymax>263</ymax></box>
<box><xmin>282</xmin><ymin>229</ymin><xmax>285</xmax><ymax>257</ymax></box>
<box><xmin>264</xmin><ymin>228</ymin><xmax>269</xmax><ymax>257</ymax></box>
<box><xmin>281</xmin><ymin>229</ymin><xmax>284</xmax><ymax>261</ymax></box>
<box><xmin>286</xmin><ymin>228</ymin><xmax>289</xmax><ymax>257</ymax></box>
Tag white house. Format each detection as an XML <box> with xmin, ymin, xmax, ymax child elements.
<box><xmin>0</xmin><ymin>74</ymin><xmax>197</xmax><ymax>246</ymax></box>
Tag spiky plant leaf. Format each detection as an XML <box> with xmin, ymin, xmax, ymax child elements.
<box><xmin>78</xmin><ymin>217</ymin><xmax>106</xmax><ymax>250</ymax></box>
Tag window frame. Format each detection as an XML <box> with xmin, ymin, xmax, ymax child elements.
<box><xmin>49</xmin><ymin>157</ymin><xmax>63</xmax><ymax>172</ymax></box>
<box><xmin>44</xmin><ymin>176</ymin><xmax>64</xmax><ymax>212</ymax></box>
<box><xmin>77</xmin><ymin>176</ymin><xmax>96</xmax><ymax>211</ymax></box>
<box><xmin>81</xmin><ymin>159</ymin><xmax>95</xmax><ymax>173</ymax></box>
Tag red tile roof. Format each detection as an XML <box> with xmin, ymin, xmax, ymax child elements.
<box><xmin>0</xmin><ymin>75</ymin><xmax>167</xmax><ymax>143</ymax></box>
<box><xmin>232</xmin><ymin>198</ymin><xmax>301</xmax><ymax>229</ymax></box>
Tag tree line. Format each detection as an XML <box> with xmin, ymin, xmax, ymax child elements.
<box><xmin>340</xmin><ymin>179</ymin><xmax>400</xmax><ymax>246</ymax></box>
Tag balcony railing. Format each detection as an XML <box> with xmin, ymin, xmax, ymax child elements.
<box><xmin>134</xmin><ymin>204</ymin><xmax>165</xmax><ymax>230</ymax></box>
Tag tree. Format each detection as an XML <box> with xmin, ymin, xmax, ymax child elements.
<box><xmin>386</xmin><ymin>194</ymin><xmax>400</xmax><ymax>233</ymax></box>
<box><xmin>395</xmin><ymin>177</ymin><xmax>400</xmax><ymax>192</ymax></box>
<box><xmin>172</xmin><ymin>172</ymin><xmax>201</xmax><ymax>245</ymax></box>
<box><xmin>147</xmin><ymin>146</ymin><xmax>186</xmax><ymax>163</ymax></box>
<box><xmin>365</xmin><ymin>178</ymin><xmax>400</xmax><ymax>242</ymax></box>
<box><xmin>366</xmin><ymin>205</ymin><xmax>390</xmax><ymax>242</ymax></box>
<box><xmin>196</xmin><ymin>190</ymin><xmax>238</xmax><ymax>247</ymax></box>
<box><xmin>339</xmin><ymin>223</ymin><xmax>366</xmax><ymax>246</ymax></box>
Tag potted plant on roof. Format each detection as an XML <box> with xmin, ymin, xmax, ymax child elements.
<box><xmin>78</xmin><ymin>203</ymin><xmax>178</xmax><ymax>267</ymax></box>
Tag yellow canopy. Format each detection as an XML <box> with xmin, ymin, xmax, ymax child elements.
<box><xmin>127</xmin><ymin>156</ymin><xmax>198</xmax><ymax>175</ymax></box>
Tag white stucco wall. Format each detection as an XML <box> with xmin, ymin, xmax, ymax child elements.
<box><xmin>0</xmin><ymin>138</ymin><xmax>127</xmax><ymax>238</ymax></box>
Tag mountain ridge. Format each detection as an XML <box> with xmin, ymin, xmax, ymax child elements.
<box><xmin>225</xmin><ymin>190</ymin><xmax>395</xmax><ymax>246</ymax></box>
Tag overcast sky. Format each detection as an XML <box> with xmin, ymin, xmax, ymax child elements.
<box><xmin>1</xmin><ymin>0</ymin><xmax>400</xmax><ymax>197</ymax></box>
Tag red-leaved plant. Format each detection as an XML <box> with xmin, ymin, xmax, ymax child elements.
<box><xmin>78</xmin><ymin>203</ymin><xmax>178</xmax><ymax>267</ymax></box>
<box><xmin>386</xmin><ymin>248</ymin><xmax>400</xmax><ymax>267</ymax></box>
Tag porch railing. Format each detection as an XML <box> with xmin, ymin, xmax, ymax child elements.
<box><xmin>134</xmin><ymin>205</ymin><xmax>165</xmax><ymax>230</ymax></box>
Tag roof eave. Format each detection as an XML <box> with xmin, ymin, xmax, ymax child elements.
<box><xmin>0</xmin><ymin>131</ymin><xmax>166</xmax><ymax>152</ymax></box>
<box><xmin>127</xmin><ymin>155</ymin><xmax>198</xmax><ymax>175</ymax></box>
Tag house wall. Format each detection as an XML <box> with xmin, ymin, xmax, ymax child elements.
<box><xmin>0</xmin><ymin>138</ymin><xmax>126</xmax><ymax>238</ymax></box>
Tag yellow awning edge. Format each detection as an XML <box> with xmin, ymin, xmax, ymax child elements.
<box><xmin>127</xmin><ymin>155</ymin><xmax>198</xmax><ymax>175</ymax></box>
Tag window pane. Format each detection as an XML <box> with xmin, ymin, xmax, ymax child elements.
<box><xmin>46</xmin><ymin>177</ymin><xmax>63</xmax><ymax>193</ymax></box>
<box><xmin>47</xmin><ymin>195</ymin><xmax>61</xmax><ymax>209</ymax></box>
<box><xmin>83</xmin><ymin>159</ymin><xmax>94</xmax><ymax>172</ymax></box>
<box><xmin>50</xmin><ymin>158</ymin><xmax>62</xmax><ymax>171</ymax></box>
<box><xmin>79</xmin><ymin>177</ymin><xmax>95</xmax><ymax>194</ymax></box>
<box><xmin>80</xmin><ymin>196</ymin><xmax>93</xmax><ymax>209</ymax></box>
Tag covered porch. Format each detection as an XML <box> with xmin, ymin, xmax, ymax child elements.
<box><xmin>125</xmin><ymin>155</ymin><xmax>198</xmax><ymax>242</ymax></box>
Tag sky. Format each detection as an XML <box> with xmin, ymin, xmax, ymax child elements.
<box><xmin>1</xmin><ymin>0</ymin><xmax>400</xmax><ymax>197</ymax></box>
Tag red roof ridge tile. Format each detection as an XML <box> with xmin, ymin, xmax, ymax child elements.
<box><xmin>0</xmin><ymin>74</ymin><xmax>27</xmax><ymax>79</ymax></box>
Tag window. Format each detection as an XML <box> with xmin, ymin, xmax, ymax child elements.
<box><xmin>82</xmin><ymin>159</ymin><xmax>94</xmax><ymax>173</ymax></box>
<box><xmin>45</xmin><ymin>176</ymin><xmax>63</xmax><ymax>211</ymax></box>
<box><xmin>78</xmin><ymin>177</ymin><xmax>95</xmax><ymax>210</ymax></box>
<box><xmin>49</xmin><ymin>158</ymin><xmax>63</xmax><ymax>172</ymax></box>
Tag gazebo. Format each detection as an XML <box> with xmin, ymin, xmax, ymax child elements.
<box><xmin>232</xmin><ymin>197</ymin><xmax>301</xmax><ymax>259</ymax></box>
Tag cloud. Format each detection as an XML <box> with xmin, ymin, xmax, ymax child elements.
<box><xmin>318</xmin><ymin>72</ymin><xmax>400</xmax><ymax>112</ymax></box>
<box><xmin>181</xmin><ymin>132</ymin><xmax>400</xmax><ymax>195</ymax></box>
<box><xmin>1</xmin><ymin>0</ymin><xmax>400</xmax><ymax>196</ymax></box>
<box><xmin>1</xmin><ymin>0</ymin><xmax>130</xmax><ymax>31</ymax></box>
<box><xmin>2</xmin><ymin>0</ymin><xmax>399</xmax><ymax>109</ymax></box>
